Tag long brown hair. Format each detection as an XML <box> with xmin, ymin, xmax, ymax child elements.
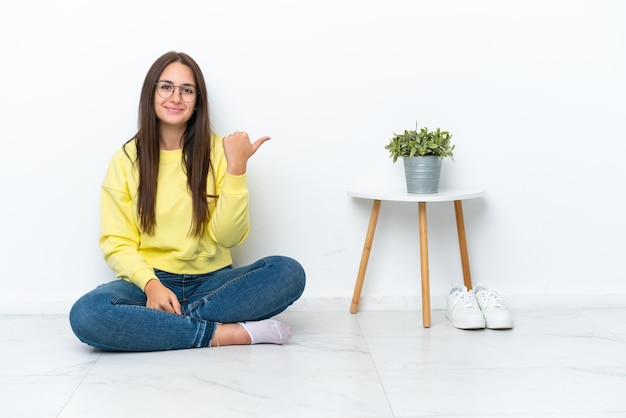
<box><xmin>124</xmin><ymin>51</ymin><xmax>214</xmax><ymax>236</ymax></box>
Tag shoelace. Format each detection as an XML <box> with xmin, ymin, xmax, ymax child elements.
<box><xmin>458</xmin><ymin>290</ymin><xmax>478</xmax><ymax>307</ymax></box>
<box><xmin>478</xmin><ymin>289</ymin><xmax>503</xmax><ymax>308</ymax></box>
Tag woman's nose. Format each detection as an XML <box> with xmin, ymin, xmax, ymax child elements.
<box><xmin>169</xmin><ymin>87</ymin><xmax>183</xmax><ymax>102</ymax></box>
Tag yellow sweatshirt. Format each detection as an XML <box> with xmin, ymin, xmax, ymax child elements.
<box><xmin>99</xmin><ymin>135</ymin><xmax>249</xmax><ymax>290</ymax></box>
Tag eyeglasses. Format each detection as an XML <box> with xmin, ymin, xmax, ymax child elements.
<box><xmin>154</xmin><ymin>81</ymin><xmax>198</xmax><ymax>102</ymax></box>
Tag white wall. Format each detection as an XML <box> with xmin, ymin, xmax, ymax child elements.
<box><xmin>1</xmin><ymin>0</ymin><xmax>624</xmax><ymax>314</ymax></box>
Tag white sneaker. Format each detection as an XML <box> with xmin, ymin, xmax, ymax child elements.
<box><xmin>473</xmin><ymin>286</ymin><xmax>513</xmax><ymax>329</ymax></box>
<box><xmin>446</xmin><ymin>286</ymin><xmax>485</xmax><ymax>329</ymax></box>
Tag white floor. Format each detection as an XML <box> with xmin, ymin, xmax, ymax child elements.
<box><xmin>2</xmin><ymin>308</ymin><xmax>626</xmax><ymax>418</ymax></box>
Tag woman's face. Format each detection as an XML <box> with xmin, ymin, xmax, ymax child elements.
<box><xmin>154</xmin><ymin>62</ymin><xmax>197</xmax><ymax>129</ymax></box>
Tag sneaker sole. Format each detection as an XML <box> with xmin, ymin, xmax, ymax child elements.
<box><xmin>485</xmin><ymin>320</ymin><xmax>513</xmax><ymax>329</ymax></box>
<box><xmin>446</xmin><ymin>313</ymin><xmax>485</xmax><ymax>330</ymax></box>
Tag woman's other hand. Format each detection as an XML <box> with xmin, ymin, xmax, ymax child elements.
<box><xmin>144</xmin><ymin>279</ymin><xmax>182</xmax><ymax>314</ymax></box>
<box><xmin>223</xmin><ymin>131</ymin><xmax>270</xmax><ymax>175</ymax></box>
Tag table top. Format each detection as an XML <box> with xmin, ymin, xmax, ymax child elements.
<box><xmin>347</xmin><ymin>187</ymin><xmax>486</xmax><ymax>202</ymax></box>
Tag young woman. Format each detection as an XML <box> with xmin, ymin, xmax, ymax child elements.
<box><xmin>69</xmin><ymin>51</ymin><xmax>305</xmax><ymax>351</ymax></box>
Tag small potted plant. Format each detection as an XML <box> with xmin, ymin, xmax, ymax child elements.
<box><xmin>384</xmin><ymin>123</ymin><xmax>455</xmax><ymax>194</ymax></box>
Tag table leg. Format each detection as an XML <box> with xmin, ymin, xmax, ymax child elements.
<box><xmin>454</xmin><ymin>200</ymin><xmax>473</xmax><ymax>290</ymax></box>
<box><xmin>350</xmin><ymin>199</ymin><xmax>382</xmax><ymax>314</ymax></box>
<box><xmin>418</xmin><ymin>202</ymin><xmax>431</xmax><ymax>328</ymax></box>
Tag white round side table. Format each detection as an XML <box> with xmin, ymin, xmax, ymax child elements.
<box><xmin>347</xmin><ymin>187</ymin><xmax>486</xmax><ymax>327</ymax></box>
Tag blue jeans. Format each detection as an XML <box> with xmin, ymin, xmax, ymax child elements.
<box><xmin>69</xmin><ymin>256</ymin><xmax>305</xmax><ymax>351</ymax></box>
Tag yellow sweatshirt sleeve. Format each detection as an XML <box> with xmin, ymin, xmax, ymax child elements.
<box><xmin>99</xmin><ymin>144</ymin><xmax>157</xmax><ymax>290</ymax></box>
<box><xmin>208</xmin><ymin>140</ymin><xmax>250</xmax><ymax>248</ymax></box>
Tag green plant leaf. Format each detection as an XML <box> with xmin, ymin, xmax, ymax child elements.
<box><xmin>385</xmin><ymin>122</ymin><xmax>454</xmax><ymax>162</ymax></box>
